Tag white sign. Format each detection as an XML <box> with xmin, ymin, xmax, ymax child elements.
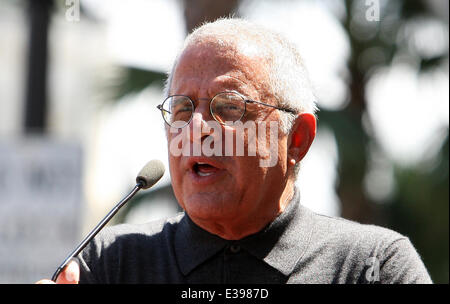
<box><xmin>0</xmin><ymin>138</ymin><xmax>82</xmax><ymax>283</ymax></box>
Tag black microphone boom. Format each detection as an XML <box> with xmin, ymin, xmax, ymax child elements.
<box><xmin>51</xmin><ymin>160</ymin><xmax>165</xmax><ymax>282</ymax></box>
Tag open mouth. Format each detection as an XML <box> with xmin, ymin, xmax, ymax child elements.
<box><xmin>193</xmin><ymin>162</ymin><xmax>220</xmax><ymax>177</ymax></box>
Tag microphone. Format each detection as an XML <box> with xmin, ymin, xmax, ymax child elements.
<box><xmin>51</xmin><ymin>160</ymin><xmax>165</xmax><ymax>282</ymax></box>
<box><xmin>136</xmin><ymin>159</ymin><xmax>166</xmax><ymax>189</ymax></box>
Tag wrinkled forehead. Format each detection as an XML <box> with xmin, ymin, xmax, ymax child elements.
<box><xmin>171</xmin><ymin>36</ymin><xmax>272</xmax><ymax>96</ymax></box>
<box><xmin>189</xmin><ymin>33</ymin><xmax>266</xmax><ymax>56</ymax></box>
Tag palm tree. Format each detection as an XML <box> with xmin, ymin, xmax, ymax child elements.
<box><xmin>24</xmin><ymin>0</ymin><xmax>52</xmax><ymax>133</ymax></box>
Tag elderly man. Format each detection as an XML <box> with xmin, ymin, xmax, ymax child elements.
<box><xmin>40</xmin><ymin>18</ymin><xmax>431</xmax><ymax>284</ymax></box>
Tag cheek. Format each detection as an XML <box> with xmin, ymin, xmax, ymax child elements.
<box><xmin>255</xmin><ymin>120</ymin><xmax>285</xmax><ymax>168</ymax></box>
<box><xmin>168</xmin><ymin>155</ymin><xmax>180</xmax><ymax>185</ymax></box>
<box><xmin>167</xmin><ymin>132</ymin><xmax>184</xmax><ymax>186</ymax></box>
<box><xmin>168</xmin><ymin>156</ymin><xmax>187</xmax><ymax>209</ymax></box>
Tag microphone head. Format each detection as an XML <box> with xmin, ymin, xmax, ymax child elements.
<box><xmin>136</xmin><ymin>160</ymin><xmax>165</xmax><ymax>189</ymax></box>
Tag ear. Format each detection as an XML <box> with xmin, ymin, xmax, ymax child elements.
<box><xmin>287</xmin><ymin>113</ymin><xmax>316</xmax><ymax>166</ymax></box>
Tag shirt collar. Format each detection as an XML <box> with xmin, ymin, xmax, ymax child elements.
<box><xmin>175</xmin><ymin>214</ymin><xmax>228</xmax><ymax>276</ymax></box>
<box><xmin>174</xmin><ymin>188</ymin><xmax>314</xmax><ymax>277</ymax></box>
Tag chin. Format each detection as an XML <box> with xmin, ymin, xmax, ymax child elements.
<box><xmin>182</xmin><ymin>192</ymin><xmax>237</xmax><ymax>220</ymax></box>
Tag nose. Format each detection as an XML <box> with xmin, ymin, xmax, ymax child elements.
<box><xmin>189</xmin><ymin>111</ymin><xmax>213</xmax><ymax>144</ymax></box>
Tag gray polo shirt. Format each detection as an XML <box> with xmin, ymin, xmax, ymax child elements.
<box><xmin>77</xmin><ymin>191</ymin><xmax>432</xmax><ymax>284</ymax></box>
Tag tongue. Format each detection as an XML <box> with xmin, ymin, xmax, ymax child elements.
<box><xmin>197</xmin><ymin>164</ymin><xmax>218</xmax><ymax>174</ymax></box>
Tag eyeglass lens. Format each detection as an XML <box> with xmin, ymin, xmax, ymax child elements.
<box><xmin>162</xmin><ymin>92</ymin><xmax>246</xmax><ymax>127</ymax></box>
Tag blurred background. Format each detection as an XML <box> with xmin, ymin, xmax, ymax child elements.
<box><xmin>0</xmin><ymin>0</ymin><xmax>448</xmax><ymax>283</ymax></box>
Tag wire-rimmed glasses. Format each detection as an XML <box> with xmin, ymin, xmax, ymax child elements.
<box><xmin>157</xmin><ymin>91</ymin><xmax>295</xmax><ymax>128</ymax></box>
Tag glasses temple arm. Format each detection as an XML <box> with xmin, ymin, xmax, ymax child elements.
<box><xmin>156</xmin><ymin>104</ymin><xmax>171</xmax><ymax>114</ymax></box>
<box><xmin>245</xmin><ymin>100</ymin><xmax>296</xmax><ymax>114</ymax></box>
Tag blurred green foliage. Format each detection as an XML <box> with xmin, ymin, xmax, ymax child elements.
<box><xmin>388</xmin><ymin>134</ymin><xmax>449</xmax><ymax>283</ymax></box>
<box><xmin>111</xmin><ymin>67</ymin><xmax>166</xmax><ymax>101</ymax></box>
